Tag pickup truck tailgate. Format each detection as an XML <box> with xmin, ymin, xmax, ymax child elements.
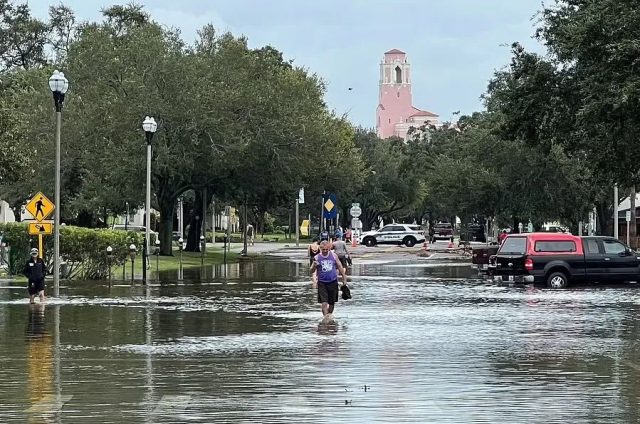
<box><xmin>472</xmin><ymin>246</ymin><xmax>499</xmax><ymax>265</ymax></box>
<box><xmin>494</xmin><ymin>254</ymin><xmax>527</xmax><ymax>272</ymax></box>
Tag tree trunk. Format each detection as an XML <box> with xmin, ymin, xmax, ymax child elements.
<box><xmin>596</xmin><ymin>201</ymin><xmax>610</xmax><ymax>236</ymax></box>
<box><xmin>630</xmin><ymin>186</ymin><xmax>637</xmax><ymax>247</ymax></box>
<box><xmin>185</xmin><ymin>190</ymin><xmax>203</xmax><ymax>252</ymax></box>
<box><xmin>159</xmin><ymin>201</ymin><xmax>175</xmax><ymax>256</ymax></box>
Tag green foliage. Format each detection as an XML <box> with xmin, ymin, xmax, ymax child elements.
<box><xmin>0</xmin><ymin>222</ymin><xmax>29</xmax><ymax>275</ymax></box>
<box><xmin>480</xmin><ymin>0</ymin><xmax>640</xmax><ymax>231</ymax></box>
<box><xmin>0</xmin><ymin>223</ymin><xmax>142</xmax><ymax>279</ymax></box>
<box><xmin>353</xmin><ymin>129</ymin><xmax>424</xmax><ymax>229</ymax></box>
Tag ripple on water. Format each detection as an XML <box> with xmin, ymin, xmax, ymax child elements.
<box><xmin>3</xmin><ymin>261</ymin><xmax>640</xmax><ymax>423</ymax></box>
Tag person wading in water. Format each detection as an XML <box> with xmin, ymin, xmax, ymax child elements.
<box><xmin>310</xmin><ymin>240</ymin><xmax>347</xmax><ymax>320</ymax></box>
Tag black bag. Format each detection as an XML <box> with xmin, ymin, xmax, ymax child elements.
<box><xmin>340</xmin><ymin>284</ymin><xmax>352</xmax><ymax>300</ymax></box>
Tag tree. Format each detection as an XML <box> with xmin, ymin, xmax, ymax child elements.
<box><xmin>352</xmin><ymin>129</ymin><xmax>423</xmax><ymax>230</ymax></box>
<box><xmin>0</xmin><ymin>0</ymin><xmax>49</xmax><ymax>70</ymax></box>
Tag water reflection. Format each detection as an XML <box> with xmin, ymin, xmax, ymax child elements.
<box><xmin>25</xmin><ymin>304</ymin><xmax>53</xmax><ymax>423</ymax></box>
<box><xmin>317</xmin><ymin>320</ymin><xmax>339</xmax><ymax>336</ymax></box>
<box><xmin>5</xmin><ymin>259</ymin><xmax>640</xmax><ymax>421</ymax></box>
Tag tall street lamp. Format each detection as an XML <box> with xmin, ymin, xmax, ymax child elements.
<box><xmin>49</xmin><ymin>70</ymin><xmax>69</xmax><ymax>298</ymax></box>
<box><xmin>142</xmin><ymin>116</ymin><xmax>157</xmax><ymax>285</ymax></box>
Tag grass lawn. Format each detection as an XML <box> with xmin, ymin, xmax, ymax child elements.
<box><xmin>150</xmin><ymin>247</ymin><xmax>240</xmax><ymax>272</ymax></box>
<box><xmin>220</xmin><ymin>232</ymin><xmax>310</xmax><ymax>243</ymax></box>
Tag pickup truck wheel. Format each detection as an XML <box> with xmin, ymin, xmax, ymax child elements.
<box><xmin>546</xmin><ymin>272</ymin><xmax>569</xmax><ymax>289</ymax></box>
<box><xmin>363</xmin><ymin>237</ymin><xmax>376</xmax><ymax>247</ymax></box>
<box><xmin>403</xmin><ymin>237</ymin><xmax>416</xmax><ymax>247</ymax></box>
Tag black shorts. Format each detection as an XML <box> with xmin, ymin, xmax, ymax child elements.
<box><xmin>337</xmin><ymin>255</ymin><xmax>348</xmax><ymax>268</ymax></box>
<box><xmin>317</xmin><ymin>281</ymin><xmax>339</xmax><ymax>305</ymax></box>
<box><xmin>28</xmin><ymin>279</ymin><xmax>45</xmax><ymax>295</ymax></box>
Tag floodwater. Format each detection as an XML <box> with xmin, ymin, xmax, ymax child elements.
<box><xmin>2</xmin><ymin>256</ymin><xmax>640</xmax><ymax>423</ymax></box>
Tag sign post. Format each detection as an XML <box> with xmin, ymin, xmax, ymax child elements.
<box><xmin>25</xmin><ymin>192</ymin><xmax>55</xmax><ymax>259</ymax></box>
<box><xmin>296</xmin><ymin>188</ymin><xmax>304</xmax><ymax>247</ymax></box>
<box><xmin>626</xmin><ymin>210</ymin><xmax>631</xmax><ymax>245</ymax></box>
<box><xmin>349</xmin><ymin>203</ymin><xmax>362</xmax><ymax>245</ymax></box>
<box><xmin>322</xmin><ymin>193</ymin><xmax>338</xmax><ymax>237</ymax></box>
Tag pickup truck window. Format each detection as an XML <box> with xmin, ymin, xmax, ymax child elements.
<box><xmin>585</xmin><ymin>239</ymin><xmax>599</xmax><ymax>254</ymax></box>
<box><xmin>603</xmin><ymin>240</ymin><xmax>626</xmax><ymax>255</ymax></box>
<box><xmin>534</xmin><ymin>241</ymin><xmax>576</xmax><ymax>253</ymax></box>
<box><xmin>500</xmin><ymin>237</ymin><xmax>526</xmax><ymax>254</ymax></box>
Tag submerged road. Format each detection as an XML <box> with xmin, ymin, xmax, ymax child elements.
<box><xmin>1</xmin><ymin>252</ymin><xmax>640</xmax><ymax>423</ymax></box>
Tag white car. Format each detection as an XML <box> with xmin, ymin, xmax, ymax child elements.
<box><xmin>359</xmin><ymin>224</ymin><xmax>426</xmax><ymax>247</ymax></box>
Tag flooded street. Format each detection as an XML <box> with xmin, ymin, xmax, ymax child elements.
<box><xmin>2</xmin><ymin>254</ymin><xmax>640</xmax><ymax>423</ymax></box>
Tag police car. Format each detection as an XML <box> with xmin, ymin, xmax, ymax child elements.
<box><xmin>359</xmin><ymin>224</ymin><xmax>426</xmax><ymax>247</ymax></box>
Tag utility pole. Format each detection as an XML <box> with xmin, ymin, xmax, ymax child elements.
<box><xmin>295</xmin><ymin>195</ymin><xmax>300</xmax><ymax>247</ymax></box>
<box><xmin>614</xmin><ymin>185</ymin><xmax>619</xmax><ymax>239</ymax></box>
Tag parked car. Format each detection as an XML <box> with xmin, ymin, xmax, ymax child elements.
<box><xmin>459</xmin><ymin>223</ymin><xmax>486</xmax><ymax>243</ymax></box>
<box><xmin>432</xmin><ymin>222</ymin><xmax>454</xmax><ymax>241</ymax></box>
<box><xmin>359</xmin><ymin>224</ymin><xmax>426</xmax><ymax>247</ymax></box>
<box><xmin>491</xmin><ymin>232</ymin><xmax>639</xmax><ymax>288</ymax></box>
<box><xmin>471</xmin><ymin>245</ymin><xmax>499</xmax><ymax>273</ymax></box>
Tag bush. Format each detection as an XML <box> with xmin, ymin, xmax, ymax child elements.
<box><xmin>0</xmin><ymin>223</ymin><xmax>143</xmax><ymax>279</ymax></box>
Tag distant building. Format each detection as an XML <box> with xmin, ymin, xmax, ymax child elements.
<box><xmin>0</xmin><ymin>200</ymin><xmax>15</xmax><ymax>224</ymax></box>
<box><xmin>376</xmin><ymin>49</ymin><xmax>439</xmax><ymax>140</ymax></box>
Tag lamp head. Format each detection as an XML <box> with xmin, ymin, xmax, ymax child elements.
<box><xmin>142</xmin><ymin>116</ymin><xmax>157</xmax><ymax>134</ymax></box>
<box><xmin>48</xmin><ymin>70</ymin><xmax>69</xmax><ymax>94</ymax></box>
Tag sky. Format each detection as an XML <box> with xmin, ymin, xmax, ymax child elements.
<box><xmin>28</xmin><ymin>0</ymin><xmax>546</xmax><ymax>128</ymax></box>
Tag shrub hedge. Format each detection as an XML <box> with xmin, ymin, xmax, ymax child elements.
<box><xmin>0</xmin><ymin>223</ymin><xmax>144</xmax><ymax>279</ymax></box>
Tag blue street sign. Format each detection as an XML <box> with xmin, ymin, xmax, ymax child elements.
<box><xmin>322</xmin><ymin>193</ymin><xmax>338</xmax><ymax>219</ymax></box>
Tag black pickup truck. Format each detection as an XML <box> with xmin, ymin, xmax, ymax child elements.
<box><xmin>491</xmin><ymin>233</ymin><xmax>640</xmax><ymax>288</ymax></box>
<box><xmin>471</xmin><ymin>245</ymin><xmax>499</xmax><ymax>273</ymax></box>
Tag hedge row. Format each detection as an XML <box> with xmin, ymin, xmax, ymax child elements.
<box><xmin>0</xmin><ymin>223</ymin><xmax>146</xmax><ymax>279</ymax></box>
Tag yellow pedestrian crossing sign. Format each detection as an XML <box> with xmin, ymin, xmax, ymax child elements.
<box><xmin>26</xmin><ymin>192</ymin><xmax>55</xmax><ymax>222</ymax></box>
<box><xmin>28</xmin><ymin>222</ymin><xmax>53</xmax><ymax>235</ymax></box>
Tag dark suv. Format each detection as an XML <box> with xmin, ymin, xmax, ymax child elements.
<box><xmin>459</xmin><ymin>223</ymin><xmax>486</xmax><ymax>243</ymax></box>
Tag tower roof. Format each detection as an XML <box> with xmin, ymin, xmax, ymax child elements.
<box><xmin>409</xmin><ymin>108</ymin><xmax>439</xmax><ymax>118</ymax></box>
<box><xmin>384</xmin><ymin>49</ymin><xmax>406</xmax><ymax>55</ymax></box>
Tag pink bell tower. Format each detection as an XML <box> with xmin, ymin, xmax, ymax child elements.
<box><xmin>376</xmin><ymin>49</ymin><xmax>413</xmax><ymax>139</ymax></box>
<box><xmin>376</xmin><ymin>49</ymin><xmax>439</xmax><ymax>139</ymax></box>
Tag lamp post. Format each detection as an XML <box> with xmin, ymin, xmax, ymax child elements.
<box><xmin>142</xmin><ymin>116</ymin><xmax>157</xmax><ymax>285</ymax></box>
<box><xmin>106</xmin><ymin>246</ymin><xmax>113</xmax><ymax>285</ymax></box>
<box><xmin>178</xmin><ymin>237</ymin><xmax>183</xmax><ymax>281</ymax></box>
<box><xmin>200</xmin><ymin>235</ymin><xmax>205</xmax><ymax>265</ymax></box>
<box><xmin>129</xmin><ymin>244</ymin><xmax>137</xmax><ymax>282</ymax></box>
<box><xmin>155</xmin><ymin>238</ymin><xmax>160</xmax><ymax>278</ymax></box>
<box><xmin>49</xmin><ymin>70</ymin><xmax>69</xmax><ymax>298</ymax></box>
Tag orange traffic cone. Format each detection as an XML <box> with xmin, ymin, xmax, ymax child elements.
<box><xmin>447</xmin><ymin>241</ymin><xmax>454</xmax><ymax>249</ymax></box>
<box><xmin>351</xmin><ymin>237</ymin><xmax>357</xmax><ymax>248</ymax></box>
<box><xmin>423</xmin><ymin>241</ymin><xmax>429</xmax><ymax>251</ymax></box>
